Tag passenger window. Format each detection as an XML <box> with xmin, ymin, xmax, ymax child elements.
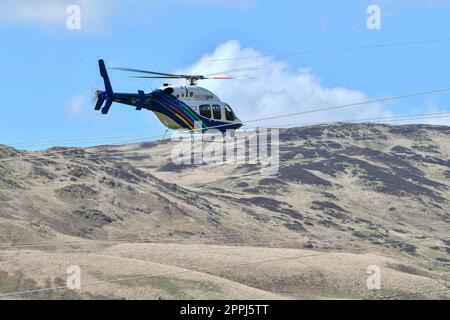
<box><xmin>199</xmin><ymin>104</ymin><xmax>212</xmax><ymax>118</ymax></box>
<box><xmin>212</xmin><ymin>105</ymin><xmax>221</xmax><ymax>120</ymax></box>
<box><xmin>190</xmin><ymin>92</ymin><xmax>193</xmax><ymax>97</ymax></box>
<box><xmin>224</xmin><ymin>105</ymin><xmax>236</xmax><ymax>121</ymax></box>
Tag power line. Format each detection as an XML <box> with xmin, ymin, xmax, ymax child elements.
<box><xmin>7</xmin><ymin>110</ymin><xmax>450</xmax><ymax>149</ymax></box>
<box><xmin>266</xmin><ymin>112</ymin><xmax>450</xmax><ymax>128</ymax></box>
<box><xmin>180</xmin><ymin>37</ymin><xmax>450</xmax><ymax>65</ymax></box>
<box><xmin>0</xmin><ymin>222</ymin><xmax>447</xmax><ymax>252</ymax></box>
<box><xmin>1</xmin><ymin>86</ymin><xmax>449</xmax><ymax>161</ymax></box>
<box><xmin>0</xmin><ymin>230</ymin><xmax>292</xmax><ymax>250</ymax></box>
<box><xmin>369</xmin><ymin>287</ymin><xmax>450</xmax><ymax>300</ymax></box>
<box><xmin>0</xmin><ymin>236</ymin><xmax>447</xmax><ymax>298</ymax></box>
<box><xmin>2</xmin><ymin>87</ymin><xmax>449</xmax><ymax>149</ymax></box>
<box><xmin>5</xmin><ymin>132</ymin><xmax>165</xmax><ymax>151</ymax></box>
<box><xmin>1</xmin><ymin>226</ymin><xmax>447</xmax><ymax>251</ymax></box>
<box><xmin>4</xmin><ymin>133</ymin><xmax>165</xmax><ymax>148</ymax></box>
<box><xmin>240</xmin><ymin>87</ymin><xmax>450</xmax><ymax>126</ymax></box>
<box><xmin>3</xmin><ymin>110</ymin><xmax>449</xmax><ymax>163</ymax></box>
<box><xmin>0</xmin><ymin>232</ymin><xmax>448</xmax><ymax>268</ymax></box>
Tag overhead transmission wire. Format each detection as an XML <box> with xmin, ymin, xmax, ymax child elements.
<box><xmin>5</xmin><ymin>133</ymin><xmax>167</xmax><ymax>148</ymax></box>
<box><xmin>370</xmin><ymin>287</ymin><xmax>450</xmax><ymax>300</ymax></box>
<box><xmin>4</xmin><ymin>86</ymin><xmax>450</xmax><ymax>149</ymax></box>
<box><xmin>2</xmin><ymin>109</ymin><xmax>449</xmax><ymax>163</ymax></box>
<box><xmin>0</xmin><ymin>230</ymin><xmax>294</xmax><ymax>250</ymax></box>
<box><xmin>0</xmin><ymin>127</ymin><xmax>446</xmax><ymax>255</ymax></box>
<box><xmin>0</xmin><ymin>113</ymin><xmax>450</xmax><ymax>183</ymax></box>
<box><xmin>1</xmin><ymin>224</ymin><xmax>448</xmax><ymax>251</ymax></box>
<box><xmin>0</xmin><ymin>229</ymin><xmax>447</xmax><ymax>294</ymax></box>
<box><xmin>0</xmin><ymin>90</ymin><xmax>448</xmax><ymax>245</ymax></box>
<box><xmin>267</xmin><ymin>111</ymin><xmax>450</xmax><ymax>128</ymax></box>
<box><xmin>0</xmin><ymin>148</ymin><xmax>447</xmax><ymax>251</ymax></box>
<box><xmin>2</xmin><ymin>37</ymin><xmax>450</xmax><ymax>149</ymax></box>
<box><xmin>1</xmin><ymin>132</ymin><xmax>166</xmax><ymax>151</ymax></box>
<box><xmin>1</xmin><ymin>37</ymin><xmax>450</xmax><ymax>78</ymax></box>
<box><xmin>0</xmin><ymin>233</ymin><xmax>448</xmax><ymax>271</ymax></box>
<box><xmin>0</xmin><ymin>235</ymin><xmax>448</xmax><ymax>298</ymax></box>
<box><xmin>0</xmin><ymin>221</ymin><xmax>448</xmax><ymax>254</ymax></box>
<box><xmin>0</xmin><ymin>39</ymin><xmax>449</xmax><ymax>297</ymax></box>
<box><xmin>0</xmin><ymin>102</ymin><xmax>448</xmax><ymax>242</ymax></box>
<box><xmin>0</xmin><ymin>268</ymin><xmax>434</xmax><ymax>300</ymax></box>
<box><xmin>237</xmin><ymin>87</ymin><xmax>450</xmax><ymax>127</ymax></box>
<box><xmin>0</xmin><ymin>145</ymin><xmax>445</xmax><ymax>255</ymax></box>
<box><xmin>180</xmin><ymin>37</ymin><xmax>450</xmax><ymax>64</ymax></box>
<box><xmin>1</xmin><ymin>85</ymin><xmax>450</xmax><ymax>162</ymax></box>
<box><xmin>57</xmin><ymin>110</ymin><xmax>450</xmax><ymax>155</ymax></box>
<box><xmin>0</xmin><ymin>249</ymin><xmax>447</xmax><ymax>297</ymax></box>
<box><xmin>6</xmin><ymin>109</ymin><xmax>450</xmax><ymax>150</ymax></box>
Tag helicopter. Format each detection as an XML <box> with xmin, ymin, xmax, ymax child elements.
<box><xmin>94</xmin><ymin>59</ymin><xmax>245</xmax><ymax>135</ymax></box>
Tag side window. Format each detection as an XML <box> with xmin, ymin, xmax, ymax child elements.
<box><xmin>212</xmin><ymin>105</ymin><xmax>221</xmax><ymax>120</ymax></box>
<box><xmin>225</xmin><ymin>105</ymin><xmax>236</xmax><ymax>121</ymax></box>
<box><xmin>190</xmin><ymin>92</ymin><xmax>193</xmax><ymax>97</ymax></box>
<box><xmin>199</xmin><ymin>104</ymin><xmax>211</xmax><ymax>118</ymax></box>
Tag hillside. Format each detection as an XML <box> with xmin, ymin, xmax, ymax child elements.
<box><xmin>0</xmin><ymin>123</ymin><xmax>449</xmax><ymax>299</ymax></box>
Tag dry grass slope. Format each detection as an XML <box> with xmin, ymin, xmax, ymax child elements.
<box><xmin>0</xmin><ymin>123</ymin><xmax>449</xmax><ymax>299</ymax></box>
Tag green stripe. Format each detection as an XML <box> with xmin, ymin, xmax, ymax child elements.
<box><xmin>163</xmin><ymin>93</ymin><xmax>207</xmax><ymax>129</ymax></box>
<box><xmin>154</xmin><ymin>99</ymin><xmax>193</xmax><ymax>130</ymax></box>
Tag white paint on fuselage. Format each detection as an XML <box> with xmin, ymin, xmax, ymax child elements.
<box><xmin>159</xmin><ymin>85</ymin><xmax>240</xmax><ymax>124</ymax></box>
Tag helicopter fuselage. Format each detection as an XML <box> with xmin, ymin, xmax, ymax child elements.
<box><xmin>95</xmin><ymin>59</ymin><xmax>242</xmax><ymax>133</ymax></box>
<box><xmin>107</xmin><ymin>86</ymin><xmax>242</xmax><ymax>132</ymax></box>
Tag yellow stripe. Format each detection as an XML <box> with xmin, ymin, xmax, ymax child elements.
<box><xmin>175</xmin><ymin>113</ymin><xmax>192</xmax><ymax>130</ymax></box>
<box><xmin>155</xmin><ymin>100</ymin><xmax>193</xmax><ymax>130</ymax></box>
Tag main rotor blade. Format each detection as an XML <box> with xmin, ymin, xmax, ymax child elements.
<box><xmin>205</xmin><ymin>76</ymin><xmax>258</xmax><ymax>80</ymax></box>
<box><xmin>114</xmin><ymin>66</ymin><xmax>258</xmax><ymax>79</ymax></box>
<box><xmin>207</xmin><ymin>76</ymin><xmax>235</xmax><ymax>80</ymax></box>
<box><xmin>112</xmin><ymin>67</ymin><xmax>181</xmax><ymax>77</ymax></box>
<box><xmin>205</xmin><ymin>67</ymin><xmax>258</xmax><ymax>76</ymax></box>
<box><xmin>130</xmin><ymin>76</ymin><xmax>184</xmax><ymax>79</ymax></box>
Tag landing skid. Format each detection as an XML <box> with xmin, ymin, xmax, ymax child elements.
<box><xmin>161</xmin><ymin>128</ymin><xmax>169</xmax><ymax>141</ymax></box>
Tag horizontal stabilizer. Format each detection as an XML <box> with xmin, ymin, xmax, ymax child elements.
<box><xmin>94</xmin><ymin>90</ymin><xmax>105</xmax><ymax>110</ymax></box>
<box><xmin>101</xmin><ymin>99</ymin><xmax>113</xmax><ymax>115</ymax></box>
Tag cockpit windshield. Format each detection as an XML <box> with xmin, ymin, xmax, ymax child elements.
<box><xmin>224</xmin><ymin>105</ymin><xmax>236</xmax><ymax>121</ymax></box>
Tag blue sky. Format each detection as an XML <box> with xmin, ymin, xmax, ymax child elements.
<box><xmin>0</xmin><ymin>0</ymin><xmax>449</xmax><ymax>149</ymax></box>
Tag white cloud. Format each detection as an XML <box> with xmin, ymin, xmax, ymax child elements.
<box><xmin>0</xmin><ymin>0</ymin><xmax>117</xmax><ymax>32</ymax></box>
<box><xmin>65</xmin><ymin>94</ymin><xmax>85</xmax><ymax>118</ymax></box>
<box><xmin>177</xmin><ymin>40</ymin><xmax>392</xmax><ymax>126</ymax></box>
<box><xmin>406</xmin><ymin>97</ymin><xmax>450</xmax><ymax>126</ymax></box>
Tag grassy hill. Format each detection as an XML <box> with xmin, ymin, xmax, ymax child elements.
<box><xmin>0</xmin><ymin>123</ymin><xmax>449</xmax><ymax>299</ymax></box>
